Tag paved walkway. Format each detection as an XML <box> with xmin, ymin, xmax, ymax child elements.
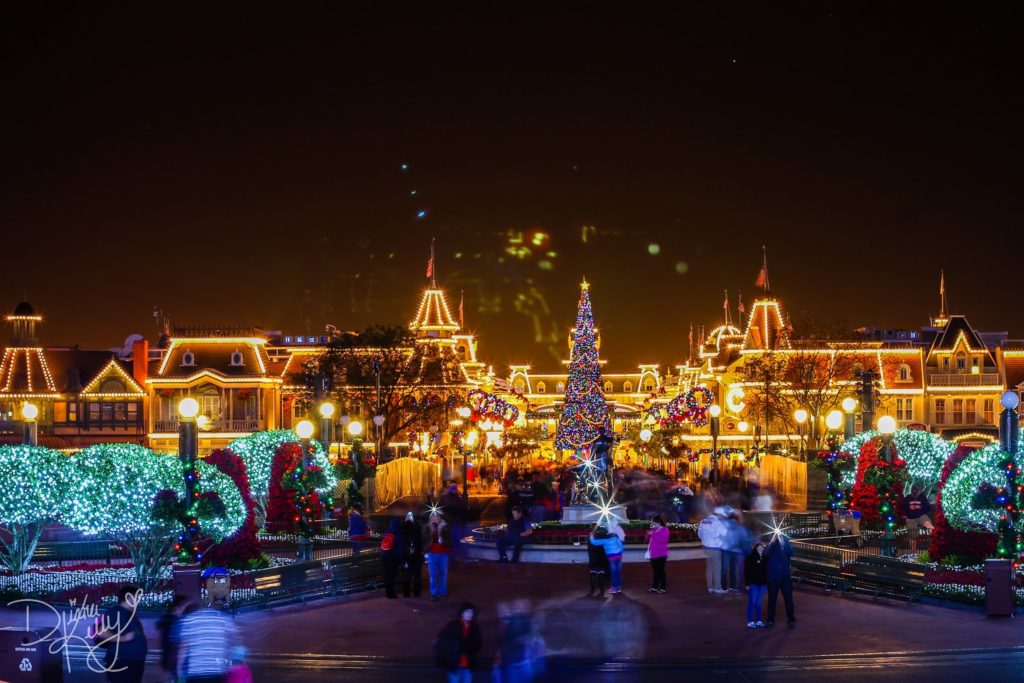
<box><xmin>4</xmin><ymin>558</ymin><xmax>1023</xmax><ymax>680</ymax></box>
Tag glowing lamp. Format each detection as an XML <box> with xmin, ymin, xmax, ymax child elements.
<box><xmin>639</xmin><ymin>428</ymin><xmax>653</xmax><ymax>442</ymax></box>
<box><xmin>295</xmin><ymin>420</ymin><xmax>315</xmax><ymax>440</ymax></box>
<box><xmin>466</xmin><ymin>429</ymin><xmax>479</xmax><ymax>447</ymax></box>
<box><xmin>373</xmin><ymin>415</ymin><xmax>385</xmax><ymax>427</ymax></box>
<box><xmin>347</xmin><ymin>420</ymin><xmax>364</xmax><ymax>436</ymax></box>
<box><xmin>196</xmin><ymin>415</ymin><xmax>210</xmax><ymax>430</ymax></box>
<box><xmin>709</xmin><ymin>404</ymin><xmax>722</xmax><ymax>418</ymax></box>
<box><xmin>794</xmin><ymin>409</ymin><xmax>808</xmax><ymax>425</ymax></box>
<box><xmin>1001</xmin><ymin>391</ymin><xmax>1020</xmax><ymax>411</ymax></box>
<box><xmin>178</xmin><ymin>397</ymin><xmax>200</xmax><ymax>419</ymax></box>
<box><xmin>21</xmin><ymin>402</ymin><xmax>39</xmax><ymax>421</ymax></box>
<box><xmin>319</xmin><ymin>402</ymin><xmax>336</xmax><ymax>419</ymax></box>
<box><xmin>738</xmin><ymin>421</ymin><xmax>749</xmax><ymax>433</ymax></box>
<box><xmin>825</xmin><ymin>410</ymin><xmax>843</xmax><ymax>431</ymax></box>
<box><xmin>340</xmin><ymin>415</ymin><xmax>352</xmax><ymax>426</ymax></box>
<box><xmin>877</xmin><ymin>415</ymin><xmax>897</xmax><ymax>436</ymax></box>
<box><xmin>841</xmin><ymin>397</ymin><xmax>858</xmax><ymax>413</ymax></box>
<box><xmin>456</xmin><ymin>406</ymin><xmax>472</xmax><ymax>418</ymax></box>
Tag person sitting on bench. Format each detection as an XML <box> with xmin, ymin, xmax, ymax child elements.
<box><xmin>497</xmin><ymin>506</ymin><xmax>534</xmax><ymax>563</ymax></box>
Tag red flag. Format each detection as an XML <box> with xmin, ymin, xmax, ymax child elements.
<box><xmin>738</xmin><ymin>291</ymin><xmax>745</xmax><ymax>315</ymax></box>
<box><xmin>459</xmin><ymin>291</ymin><xmax>464</xmax><ymax>328</ymax></box>
<box><xmin>754</xmin><ymin>266</ymin><xmax>767</xmax><ymax>289</ymax></box>
<box><xmin>723</xmin><ymin>295</ymin><xmax>729</xmax><ymax>310</ymax></box>
<box><xmin>426</xmin><ymin>254</ymin><xmax>434</xmax><ymax>279</ymax></box>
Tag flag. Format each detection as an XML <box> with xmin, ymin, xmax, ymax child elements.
<box><xmin>723</xmin><ymin>291</ymin><xmax>729</xmax><ymax>311</ymax></box>
<box><xmin>426</xmin><ymin>253</ymin><xmax>434</xmax><ymax>279</ymax></box>
<box><xmin>459</xmin><ymin>291</ymin><xmax>464</xmax><ymax>328</ymax></box>
<box><xmin>738</xmin><ymin>291</ymin><xmax>745</xmax><ymax>315</ymax></box>
<box><xmin>754</xmin><ymin>266</ymin><xmax>767</xmax><ymax>289</ymax></box>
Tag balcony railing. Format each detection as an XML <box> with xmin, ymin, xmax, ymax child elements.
<box><xmin>153</xmin><ymin>418</ymin><xmax>262</xmax><ymax>433</ymax></box>
<box><xmin>927</xmin><ymin>373</ymin><xmax>1000</xmax><ymax>387</ymax></box>
<box><xmin>154</xmin><ymin>419</ymin><xmax>179</xmax><ymax>432</ymax></box>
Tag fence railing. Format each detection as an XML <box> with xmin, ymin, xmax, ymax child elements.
<box><xmin>928</xmin><ymin>372</ymin><xmax>1000</xmax><ymax>386</ymax></box>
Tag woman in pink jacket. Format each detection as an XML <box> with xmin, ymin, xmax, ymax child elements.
<box><xmin>647</xmin><ymin>515</ymin><xmax>670</xmax><ymax>593</ymax></box>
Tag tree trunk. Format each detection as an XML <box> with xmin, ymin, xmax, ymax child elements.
<box><xmin>0</xmin><ymin>523</ymin><xmax>44</xmax><ymax>573</ymax></box>
<box><xmin>126</xmin><ymin>530</ymin><xmax>176</xmax><ymax>593</ymax></box>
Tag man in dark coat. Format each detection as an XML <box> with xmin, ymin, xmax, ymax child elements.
<box><xmin>764</xmin><ymin>534</ymin><xmax>795</xmax><ymax>629</ymax></box>
<box><xmin>434</xmin><ymin>602</ymin><xmax>482</xmax><ymax>683</ymax></box>
<box><xmin>400</xmin><ymin>512</ymin><xmax>424</xmax><ymax>597</ymax></box>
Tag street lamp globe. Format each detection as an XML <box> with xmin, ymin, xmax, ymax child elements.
<box><xmin>709</xmin><ymin>404</ymin><xmax>722</xmax><ymax>418</ymax></box>
<box><xmin>21</xmin><ymin>402</ymin><xmax>39</xmax><ymax>421</ymax></box>
<box><xmin>639</xmin><ymin>428</ymin><xmax>653</xmax><ymax>442</ymax></box>
<box><xmin>319</xmin><ymin>402</ymin><xmax>336</xmax><ymax>419</ymax></box>
<box><xmin>347</xmin><ymin>420</ymin><xmax>364</xmax><ymax>436</ymax></box>
<box><xmin>466</xmin><ymin>429</ymin><xmax>479</xmax><ymax>447</ymax></box>
<box><xmin>295</xmin><ymin>419</ymin><xmax>315</xmax><ymax>440</ymax></box>
<box><xmin>1001</xmin><ymin>391</ymin><xmax>1020</xmax><ymax>411</ymax></box>
<box><xmin>825</xmin><ymin>410</ymin><xmax>843</xmax><ymax>431</ymax></box>
<box><xmin>841</xmin><ymin>397</ymin><xmax>858</xmax><ymax>413</ymax></box>
<box><xmin>738</xmin><ymin>421</ymin><xmax>749</xmax><ymax>433</ymax></box>
<box><xmin>178</xmin><ymin>397</ymin><xmax>200</xmax><ymax>419</ymax></box>
<box><xmin>877</xmin><ymin>415</ymin><xmax>897</xmax><ymax>436</ymax></box>
<box><xmin>372</xmin><ymin>415</ymin><xmax>385</xmax><ymax>427</ymax></box>
<box><xmin>196</xmin><ymin>415</ymin><xmax>210</xmax><ymax>430</ymax></box>
<box><xmin>456</xmin><ymin>406</ymin><xmax>472</xmax><ymax>419</ymax></box>
<box><xmin>794</xmin><ymin>409</ymin><xmax>808</xmax><ymax>425</ymax></box>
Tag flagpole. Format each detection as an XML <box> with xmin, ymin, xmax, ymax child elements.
<box><xmin>430</xmin><ymin>237</ymin><xmax>436</xmax><ymax>288</ymax></box>
<box><xmin>762</xmin><ymin>245</ymin><xmax>769</xmax><ymax>295</ymax></box>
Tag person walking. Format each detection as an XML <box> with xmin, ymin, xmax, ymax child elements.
<box><xmin>722</xmin><ymin>508</ymin><xmax>750</xmax><ymax>593</ymax></box>
<box><xmin>177</xmin><ymin>604</ymin><xmax>240</xmax><ymax>682</ymax></box>
<box><xmin>745</xmin><ymin>541</ymin><xmax>769</xmax><ymax>628</ymax></box>
<box><xmin>381</xmin><ymin>517</ymin><xmax>404</xmax><ymax>599</ymax></box>
<box><xmin>434</xmin><ymin>602</ymin><xmax>483</xmax><ymax>683</ymax></box>
<box><xmin>589</xmin><ymin>520</ymin><xmax>625</xmax><ymax>594</ymax></box>
<box><xmin>225</xmin><ymin>645</ymin><xmax>253</xmax><ymax>683</ymax></box>
<box><xmin>400</xmin><ymin>511</ymin><xmax>424</xmax><ymax>597</ymax></box>
<box><xmin>95</xmin><ymin>585</ymin><xmax>148</xmax><ymax>683</ymax></box>
<box><xmin>424</xmin><ymin>510</ymin><xmax>453</xmax><ymax>600</ymax></box>
<box><xmin>698</xmin><ymin>508</ymin><xmax>728</xmax><ymax>594</ymax></box>
<box><xmin>764</xmin><ymin>534</ymin><xmax>795</xmax><ymax>629</ymax></box>
<box><xmin>156</xmin><ymin>595</ymin><xmax>191</xmax><ymax>683</ymax></box>
<box><xmin>646</xmin><ymin>515</ymin><xmax>669</xmax><ymax>593</ymax></box>
<box><xmin>347</xmin><ymin>503</ymin><xmax>368</xmax><ymax>555</ymax></box>
<box><xmin>497</xmin><ymin>506</ymin><xmax>534</xmax><ymax>562</ymax></box>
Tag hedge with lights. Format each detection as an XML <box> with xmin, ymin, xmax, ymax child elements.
<box><xmin>929</xmin><ymin>446</ymin><xmax>997</xmax><ymax>561</ymax></box>
<box><xmin>840</xmin><ymin>429</ymin><xmax>953</xmax><ymax>494</ymax></box>
<box><xmin>0</xmin><ymin>445</ymin><xmax>71</xmax><ymax>572</ymax></box>
<box><xmin>60</xmin><ymin>444</ymin><xmax>246</xmax><ymax>590</ymax></box>
<box><xmin>200</xmin><ymin>449</ymin><xmax>263</xmax><ymax>568</ymax></box>
<box><xmin>227</xmin><ymin>430</ymin><xmax>337</xmax><ymax>523</ymax></box>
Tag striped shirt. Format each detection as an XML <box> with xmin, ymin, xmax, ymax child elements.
<box><xmin>178</xmin><ymin>608</ymin><xmax>238</xmax><ymax>677</ymax></box>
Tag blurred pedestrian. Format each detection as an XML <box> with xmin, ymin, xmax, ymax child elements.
<box><xmin>589</xmin><ymin>519</ymin><xmax>625</xmax><ymax>594</ymax></box>
<box><xmin>497</xmin><ymin>506</ymin><xmax>534</xmax><ymax>562</ymax></box>
<box><xmin>495</xmin><ymin>600</ymin><xmax>543</xmax><ymax>683</ymax></box>
<box><xmin>434</xmin><ymin>602</ymin><xmax>483</xmax><ymax>683</ymax></box>
<box><xmin>587</xmin><ymin>525</ymin><xmax>610</xmax><ymax>598</ymax></box>
<box><xmin>698</xmin><ymin>508</ymin><xmax>728</xmax><ymax>594</ymax></box>
<box><xmin>95</xmin><ymin>585</ymin><xmax>147</xmax><ymax>683</ymax></box>
<box><xmin>424</xmin><ymin>510</ymin><xmax>453</xmax><ymax>600</ymax></box>
<box><xmin>400</xmin><ymin>511</ymin><xmax>424</xmax><ymax>597</ymax></box>
<box><xmin>722</xmin><ymin>508</ymin><xmax>750</xmax><ymax>593</ymax></box>
<box><xmin>177</xmin><ymin>604</ymin><xmax>240</xmax><ymax>682</ymax></box>
<box><xmin>381</xmin><ymin>517</ymin><xmax>403</xmax><ymax>599</ymax></box>
<box><xmin>347</xmin><ymin>503</ymin><xmax>368</xmax><ymax>555</ymax></box>
<box><xmin>745</xmin><ymin>541</ymin><xmax>768</xmax><ymax>628</ymax></box>
<box><xmin>225</xmin><ymin>645</ymin><xmax>253</xmax><ymax>683</ymax></box>
<box><xmin>156</xmin><ymin>594</ymin><xmax>191</xmax><ymax>682</ymax></box>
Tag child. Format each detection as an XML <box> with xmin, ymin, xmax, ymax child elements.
<box><xmin>587</xmin><ymin>526</ymin><xmax>610</xmax><ymax>597</ymax></box>
<box><xmin>745</xmin><ymin>541</ymin><xmax>768</xmax><ymax>628</ymax></box>
<box><xmin>589</xmin><ymin>520</ymin><xmax>625</xmax><ymax>594</ymax></box>
<box><xmin>226</xmin><ymin>644</ymin><xmax>254</xmax><ymax>683</ymax></box>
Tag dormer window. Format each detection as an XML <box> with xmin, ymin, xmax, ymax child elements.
<box><xmin>513</xmin><ymin>381</ymin><xmax>526</xmax><ymax>393</ymax></box>
<box><xmin>604</xmin><ymin>381</ymin><xmax>614</xmax><ymax>393</ymax></box>
<box><xmin>230</xmin><ymin>351</ymin><xmax>244</xmax><ymax>367</ymax></box>
<box><xmin>623</xmin><ymin>380</ymin><xmax>633</xmax><ymax>393</ymax></box>
<box><xmin>898</xmin><ymin>364</ymin><xmax>911</xmax><ymax>382</ymax></box>
<box><xmin>956</xmin><ymin>353</ymin><xmax>966</xmax><ymax>371</ymax></box>
<box><xmin>182</xmin><ymin>351</ymin><xmax>195</xmax><ymax>367</ymax></box>
<box><xmin>536</xmin><ymin>381</ymin><xmax>546</xmax><ymax>394</ymax></box>
<box><xmin>644</xmin><ymin>382</ymin><xmax>654</xmax><ymax>392</ymax></box>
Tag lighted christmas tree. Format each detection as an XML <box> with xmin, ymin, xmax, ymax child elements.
<box><xmin>555</xmin><ymin>280</ymin><xmax>612</xmax><ymax>450</ymax></box>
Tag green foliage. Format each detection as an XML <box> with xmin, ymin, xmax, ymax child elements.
<box><xmin>915</xmin><ymin>550</ymin><xmax>931</xmax><ymax>563</ymax></box>
<box><xmin>0</xmin><ymin>445</ymin><xmax>71</xmax><ymax>572</ymax></box>
<box><xmin>227</xmin><ymin>430</ymin><xmax>336</xmax><ymax>506</ymax></box>
<box><xmin>942</xmin><ymin>436</ymin><xmax>1024</xmax><ymax>534</ymax></box>
<box><xmin>840</xmin><ymin>429</ymin><xmax>954</xmax><ymax>492</ymax></box>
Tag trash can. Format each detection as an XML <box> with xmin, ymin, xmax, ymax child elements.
<box><xmin>202</xmin><ymin>567</ymin><xmax>231</xmax><ymax>607</ymax></box>
<box><xmin>173</xmin><ymin>564</ymin><xmax>203</xmax><ymax>605</ymax></box>
<box><xmin>0</xmin><ymin>628</ymin><xmax>62</xmax><ymax>682</ymax></box>
<box><xmin>985</xmin><ymin>558</ymin><xmax>1014</xmax><ymax>617</ymax></box>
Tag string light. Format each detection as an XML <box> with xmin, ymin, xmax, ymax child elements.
<box><xmin>554</xmin><ymin>282</ymin><xmax>611</xmax><ymax>449</ymax></box>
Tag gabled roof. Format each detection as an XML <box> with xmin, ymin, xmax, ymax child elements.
<box><xmin>45</xmin><ymin>349</ymin><xmax>137</xmax><ymax>394</ymax></box>
<box><xmin>410</xmin><ymin>289</ymin><xmax>460</xmax><ymax>333</ymax></box>
<box><xmin>153</xmin><ymin>337</ymin><xmax>270</xmax><ymax>379</ymax></box>
<box><xmin>78</xmin><ymin>357</ymin><xmax>145</xmax><ymax>397</ymax></box>
<box><xmin>0</xmin><ymin>347</ymin><xmax>59</xmax><ymax>396</ymax></box>
<box><xmin>741</xmin><ymin>299</ymin><xmax>790</xmax><ymax>351</ymax></box>
<box><xmin>1002</xmin><ymin>351</ymin><xmax>1024</xmax><ymax>391</ymax></box>
<box><xmin>927</xmin><ymin>315</ymin><xmax>989</xmax><ymax>358</ymax></box>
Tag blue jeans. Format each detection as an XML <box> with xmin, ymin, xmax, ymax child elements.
<box><xmin>427</xmin><ymin>552</ymin><xmax>449</xmax><ymax>597</ymax></box>
<box><xmin>722</xmin><ymin>551</ymin><xmax>742</xmax><ymax>590</ymax></box>
<box><xmin>446</xmin><ymin>668</ymin><xmax>472</xmax><ymax>683</ymax></box>
<box><xmin>747</xmin><ymin>584</ymin><xmax>766</xmax><ymax>622</ymax></box>
<box><xmin>608</xmin><ymin>557</ymin><xmax>623</xmax><ymax>590</ymax></box>
<box><xmin>497</xmin><ymin>535</ymin><xmax>525</xmax><ymax>561</ymax></box>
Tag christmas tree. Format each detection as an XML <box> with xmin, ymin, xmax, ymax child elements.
<box><xmin>555</xmin><ymin>280</ymin><xmax>612</xmax><ymax>450</ymax></box>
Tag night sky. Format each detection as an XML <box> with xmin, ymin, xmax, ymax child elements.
<box><xmin>3</xmin><ymin>5</ymin><xmax>1022</xmax><ymax>369</ymax></box>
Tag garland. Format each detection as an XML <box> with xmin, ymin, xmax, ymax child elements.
<box><xmin>645</xmin><ymin>385</ymin><xmax>715</xmax><ymax>428</ymax></box>
<box><xmin>812</xmin><ymin>434</ymin><xmax>856</xmax><ymax>518</ymax></box>
<box><xmin>467</xmin><ymin>388</ymin><xmax>520</xmax><ymax>427</ymax></box>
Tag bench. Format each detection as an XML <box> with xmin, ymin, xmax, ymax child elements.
<box><xmin>325</xmin><ymin>551</ymin><xmax>383</xmax><ymax>596</ymax></box>
<box><xmin>246</xmin><ymin>562</ymin><xmax>330</xmax><ymax>609</ymax></box>
<box><xmin>32</xmin><ymin>541</ymin><xmax>125</xmax><ymax>566</ymax></box>
<box><xmin>790</xmin><ymin>546</ymin><xmax>848</xmax><ymax>591</ymax></box>
<box><xmin>845</xmin><ymin>555</ymin><xmax>927</xmax><ymax>603</ymax></box>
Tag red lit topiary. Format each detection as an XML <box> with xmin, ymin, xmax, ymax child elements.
<box><xmin>202</xmin><ymin>449</ymin><xmax>263</xmax><ymax>567</ymax></box>
<box><xmin>850</xmin><ymin>438</ymin><xmax>907</xmax><ymax>529</ymax></box>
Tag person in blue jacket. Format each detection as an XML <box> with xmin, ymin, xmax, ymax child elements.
<box><xmin>764</xmin><ymin>534</ymin><xmax>795</xmax><ymax>629</ymax></box>
<box><xmin>589</xmin><ymin>520</ymin><xmax>625</xmax><ymax>594</ymax></box>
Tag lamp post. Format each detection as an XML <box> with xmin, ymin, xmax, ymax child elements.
<box><xmin>709</xmin><ymin>404</ymin><xmax>722</xmax><ymax>477</ymax></box>
<box><xmin>176</xmin><ymin>397</ymin><xmax>201</xmax><ymax>572</ymax></box>
<box><xmin>825</xmin><ymin>410</ymin><xmax>843</xmax><ymax>433</ymax></box>
<box><xmin>346</xmin><ymin>419</ymin><xmax>363</xmax><ymax>475</ymax></box>
<box><xmin>640</xmin><ymin>427</ymin><xmax>653</xmax><ymax>470</ymax></box>
<box><xmin>999</xmin><ymin>391</ymin><xmax>1020</xmax><ymax>454</ymax></box>
<box><xmin>877</xmin><ymin>415</ymin><xmax>897</xmax><ymax>557</ymax></box>
<box><xmin>842</xmin><ymin>397</ymin><xmax>858</xmax><ymax>440</ymax></box>
<box><xmin>794</xmin><ymin>408</ymin><xmax>808</xmax><ymax>460</ymax></box>
<box><xmin>294</xmin><ymin>419</ymin><xmax>316</xmax><ymax>561</ymax></box>
<box><xmin>373</xmin><ymin>414</ymin><xmax>385</xmax><ymax>461</ymax></box>
<box><xmin>20</xmin><ymin>402</ymin><xmax>38</xmax><ymax>447</ymax></box>
<box><xmin>318</xmin><ymin>402</ymin><xmax>335</xmax><ymax>456</ymax></box>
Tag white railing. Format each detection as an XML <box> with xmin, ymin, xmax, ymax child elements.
<box><xmin>221</xmin><ymin>419</ymin><xmax>261</xmax><ymax>432</ymax></box>
<box><xmin>154</xmin><ymin>419</ymin><xmax>179</xmax><ymax>432</ymax></box>
<box><xmin>928</xmin><ymin>373</ymin><xmax>1000</xmax><ymax>386</ymax></box>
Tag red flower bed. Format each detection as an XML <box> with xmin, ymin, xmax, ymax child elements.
<box><xmin>925</xmin><ymin>568</ymin><xmax>984</xmax><ymax>587</ymax></box>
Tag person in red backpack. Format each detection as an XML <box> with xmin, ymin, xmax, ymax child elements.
<box><xmin>381</xmin><ymin>518</ymin><xmax>403</xmax><ymax>599</ymax></box>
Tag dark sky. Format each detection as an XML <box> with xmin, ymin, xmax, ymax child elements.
<box><xmin>3</xmin><ymin>5</ymin><xmax>1021</xmax><ymax>370</ymax></box>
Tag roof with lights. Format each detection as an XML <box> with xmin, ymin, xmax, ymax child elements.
<box><xmin>741</xmin><ymin>299</ymin><xmax>791</xmax><ymax>351</ymax></box>
<box><xmin>0</xmin><ymin>347</ymin><xmax>59</xmax><ymax>397</ymax></box>
<box><xmin>926</xmin><ymin>315</ymin><xmax>992</xmax><ymax>361</ymax></box>
<box><xmin>152</xmin><ymin>337</ymin><xmax>272</xmax><ymax>380</ymax></box>
<box><xmin>410</xmin><ymin>289</ymin><xmax>460</xmax><ymax>334</ymax></box>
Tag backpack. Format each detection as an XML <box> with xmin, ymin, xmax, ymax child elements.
<box><xmin>380</xmin><ymin>532</ymin><xmax>395</xmax><ymax>552</ymax></box>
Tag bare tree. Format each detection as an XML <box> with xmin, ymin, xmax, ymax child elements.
<box><xmin>782</xmin><ymin>349</ymin><xmax>862</xmax><ymax>449</ymax></box>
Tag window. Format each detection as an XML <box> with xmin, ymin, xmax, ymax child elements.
<box><xmin>536</xmin><ymin>382</ymin><xmax>546</xmax><ymax>394</ymax></box>
<box><xmin>230</xmin><ymin>351</ymin><xmax>244</xmax><ymax>367</ymax></box>
<box><xmin>935</xmin><ymin>399</ymin><xmax>946</xmax><ymax>424</ymax></box>
<box><xmin>644</xmin><ymin>382</ymin><xmax>655</xmax><ymax>392</ymax></box>
<box><xmin>952</xmin><ymin>398</ymin><xmax>964</xmax><ymax>423</ymax></box>
<box><xmin>199</xmin><ymin>395</ymin><xmax>221</xmax><ymax>419</ymax></box>
<box><xmin>182</xmin><ymin>351</ymin><xmax>196</xmax><ymax>366</ymax></box>
<box><xmin>984</xmin><ymin>399</ymin><xmax>995</xmax><ymax>423</ymax></box>
<box><xmin>956</xmin><ymin>354</ymin><xmax>966</xmax><ymax>371</ymax></box>
<box><xmin>101</xmin><ymin>378</ymin><xmax>125</xmax><ymax>393</ymax></box>
<box><xmin>965</xmin><ymin>398</ymin><xmax>976</xmax><ymax>424</ymax></box>
<box><xmin>972</xmin><ymin>356</ymin><xmax>980</xmax><ymax>368</ymax></box>
<box><xmin>942</xmin><ymin>357</ymin><xmax>949</xmax><ymax>370</ymax></box>
<box><xmin>898</xmin><ymin>365</ymin><xmax>911</xmax><ymax>382</ymax></box>
<box><xmin>622</xmin><ymin>381</ymin><xmax>633</xmax><ymax>393</ymax></box>
<box><xmin>127</xmin><ymin>403</ymin><xmax>138</xmax><ymax>423</ymax></box>
<box><xmin>53</xmin><ymin>401</ymin><xmax>67</xmax><ymax>423</ymax></box>
<box><xmin>513</xmin><ymin>381</ymin><xmax>526</xmax><ymax>393</ymax></box>
<box><xmin>603</xmin><ymin>381</ymin><xmax>613</xmax><ymax>393</ymax></box>
<box><xmin>69</xmin><ymin>402</ymin><xmax>78</xmax><ymax>423</ymax></box>
<box><xmin>89</xmin><ymin>403</ymin><xmax>100</xmax><ymax>423</ymax></box>
<box><xmin>896</xmin><ymin>398</ymin><xmax>913</xmax><ymax>421</ymax></box>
